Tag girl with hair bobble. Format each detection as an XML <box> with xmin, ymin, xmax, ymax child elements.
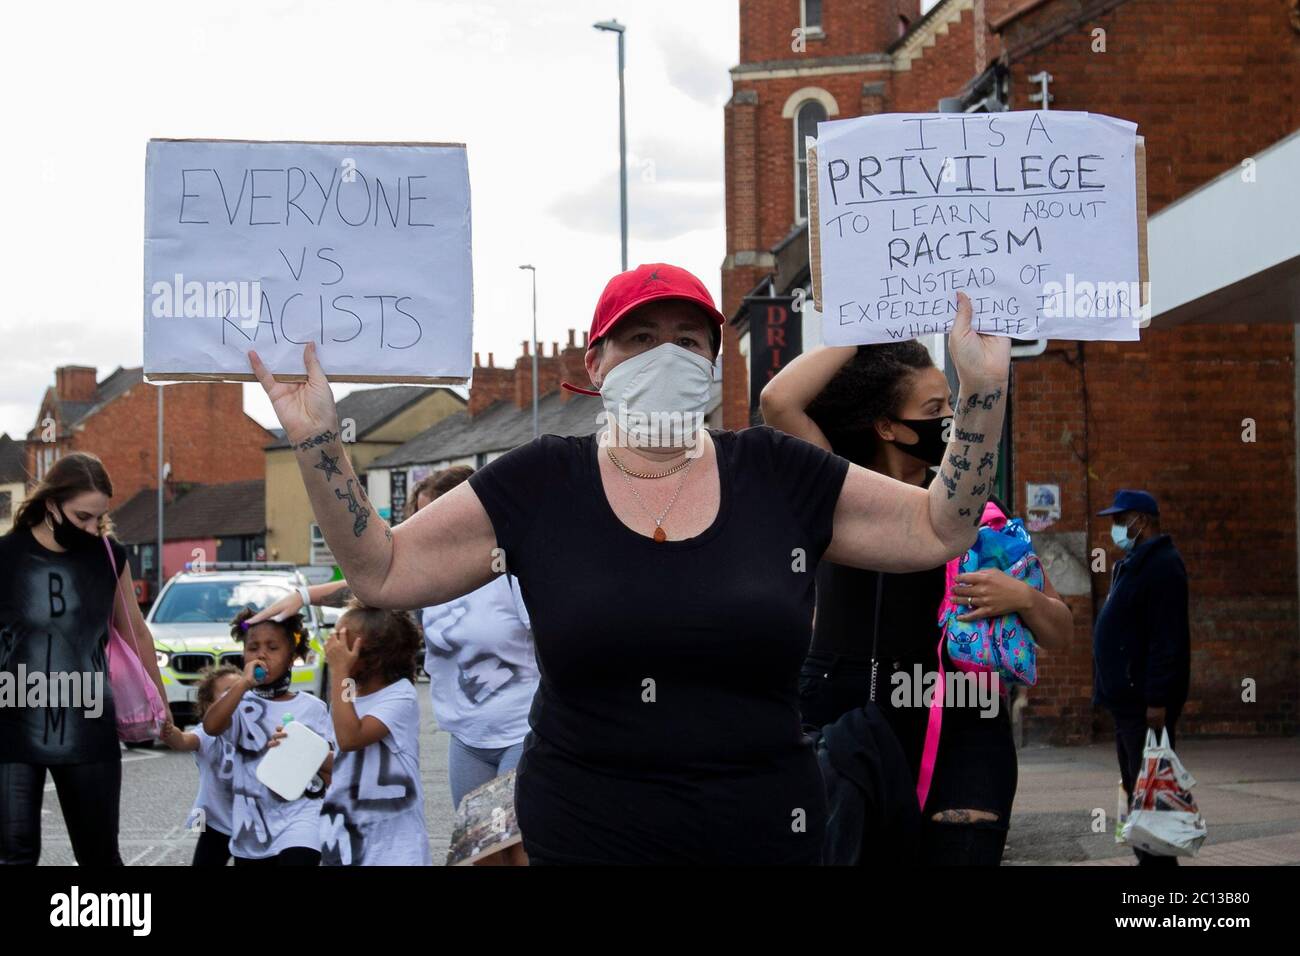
<box><xmin>762</xmin><ymin>339</ymin><xmax>1073</xmax><ymax>866</ymax></box>
<box><xmin>202</xmin><ymin>608</ymin><xmax>335</xmax><ymax>866</ymax></box>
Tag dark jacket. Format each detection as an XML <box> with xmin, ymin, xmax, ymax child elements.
<box><xmin>811</xmin><ymin>703</ymin><xmax>920</xmax><ymax>866</ymax></box>
<box><xmin>1092</xmin><ymin>533</ymin><xmax>1190</xmax><ymax>713</ymax></box>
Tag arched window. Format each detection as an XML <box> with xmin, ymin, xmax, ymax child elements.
<box><xmin>794</xmin><ymin>99</ymin><xmax>827</xmax><ymax>222</ymax></box>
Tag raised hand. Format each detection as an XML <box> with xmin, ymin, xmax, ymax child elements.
<box><xmin>247</xmin><ymin>591</ymin><xmax>304</xmax><ymax>626</ymax></box>
<box><xmin>947</xmin><ymin>291</ymin><xmax>1011</xmax><ymax>389</ymax></box>
<box><xmin>249</xmin><ymin>342</ymin><xmax>341</xmax><ymax>446</ymax></box>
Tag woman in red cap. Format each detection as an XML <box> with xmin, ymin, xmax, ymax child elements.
<box><xmin>250</xmin><ymin>262</ymin><xmax>1010</xmax><ymax>865</ymax></box>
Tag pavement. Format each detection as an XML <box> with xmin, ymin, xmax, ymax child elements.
<box><xmin>35</xmin><ymin>685</ymin><xmax>1300</xmax><ymax>865</ymax></box>
<box><xmin>1006</xmin><ymin>736</ymin><xmax>1300</xmax><ymax>865</ymax></box>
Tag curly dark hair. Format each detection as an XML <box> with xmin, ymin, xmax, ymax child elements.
<box><xmin>230</xmin><ymin>606</ymin><xmax>311</xmax><ymax>662</ymax></box>
<box><xmin>195</xmin><ymin>664</ymin><xmax>243</xmax><ymax>717</ymax></box>
<box><xmin>805</xmin><ymin>341</ymin><xmax>936</xmax><ymax>465</ymax></box>
<box><xmin>337</xmin><ymin>602</ymin><xmax>422</xmax><ymax>685</ymax></box>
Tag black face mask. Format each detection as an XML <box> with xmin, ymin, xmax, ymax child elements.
<box><xmin>49</xmin><ymin>504</ymin><xmax>102</xmax><ymax>552</ymax></box>
<box><xmin>252</xmin><ymin>668</ymin><xmax>293</xmax><ymax>700</ymax></box>
<box><xmin>887</xmin><ymin>415</ymin><xmax>950</xmax><ymax>467</ymax></box>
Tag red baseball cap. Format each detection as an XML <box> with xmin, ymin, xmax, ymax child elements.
<box><xmin>561</xmin><ymin>263</ymin><xmax>727</xmax><ymax>396</ymax></box>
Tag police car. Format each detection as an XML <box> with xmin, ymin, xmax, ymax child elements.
<box><xmin>146</xmin><ymin>563</ymin><xmax>330</xmax><ymax>728</ymax></box>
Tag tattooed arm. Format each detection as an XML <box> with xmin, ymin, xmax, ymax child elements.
<box><xmin>824</xmin><ymin>292</ymin><xmax>1010</xmax><ymax>573</ymax></box>
<box><xmin>250</xmin><ymin>343</ymin><xmax>498</xmax><ymax>611</ymax></box>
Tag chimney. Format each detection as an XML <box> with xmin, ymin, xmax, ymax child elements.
<box><xmin>468</xmin><ymin>350</ymin><xmax>516</xmax><ymax>416</ymax></box>
<box><xmin>514</xmin><ymin>339</ymin><xmax>565</xmax><ymax>410</ymax></box>
<box><xmin>560</xmin><ymin>328</ymin><xmax>591</xmax><ymax>402</ymax></box>
<box><xmin>55</xmin><ymin>366</ymin><xmax>98</xmax><ymax>403</ymax></box>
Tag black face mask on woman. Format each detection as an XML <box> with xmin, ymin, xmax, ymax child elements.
<box><xmin>49</xmin><ymin>504</ymin><xmax>102</xmax><ymax>552</ymax></box>
<box><xmin>886</xmin><ymin>415</ymin><xmax>950</xmax><ymax>467</ymax></box>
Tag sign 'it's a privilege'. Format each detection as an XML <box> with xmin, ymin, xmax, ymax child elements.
<box><xmin>809</xmin><ymin>111</ymin><xmax>1144</xmax><ymax>346</ymax></box>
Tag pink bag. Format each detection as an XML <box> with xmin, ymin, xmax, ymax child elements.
<box><xmin>103</xmin><ymin>538</ymin><xmax>167</xmax><ymax>742</ymax></box>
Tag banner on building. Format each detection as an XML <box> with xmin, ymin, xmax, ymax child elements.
<box><xmin>143</xmin><ymin>139</ymin><xmax>473</xmax><ymax>384</ymax></box>
<box><xmin>389</xmin><ymin>469</ymin><xmax>407</xmax><ymax>525</ymax></box>
<box><xmin>746</xmin><ymin>296</ymin><xmax>802</xmax><ymax>414</ymax></box>
<box><xmin>808</xmin><ymin>112</ymin><xmax>1148</xmax><ymax>345</ymax></box>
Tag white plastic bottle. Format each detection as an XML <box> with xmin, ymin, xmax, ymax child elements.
<box><xmin>256</xmin><ymin>713</ymin><xmax>330</xmax><ymax>801</ymax></box>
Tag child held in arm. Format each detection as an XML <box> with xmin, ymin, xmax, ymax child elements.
<box><xmin>161</xmin><ymin>665</ymin><xmax>243</xmax><ymax>866</ymax></box>
<box><xmin>319</xmin><ymin>603</ymin><xmax>432</xmax><ymax>865</ymax></box>
<box><xmin>202</xmin><ymin>608</ymin><xmax>335</xmax><ymax>866</ymax></box>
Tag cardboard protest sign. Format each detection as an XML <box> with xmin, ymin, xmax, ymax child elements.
<box><xmin>808</xmin><ymin>112</ymin><xmax>1146</xmax><ymax>345</ymax></box>
<box><xmin>446</xmin><ymin>770</ymin><xmax>522</xmax><ymax>866</ymax></box>
<box><xmin>144</xmin><ymin>139</ymin><xmax>473</xmax><ymax>383</ymax></box>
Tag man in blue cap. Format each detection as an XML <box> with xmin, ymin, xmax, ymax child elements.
<box><xmin>1093</xmin><ymin>489</ymin><xmax>1190</xmax><ymax>866</ymax></box>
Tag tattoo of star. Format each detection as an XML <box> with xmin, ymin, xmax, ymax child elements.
<box><xmin>313</xmin><ymin>450</ymin><xmax>342</xmax><ymax>482</ymax></box>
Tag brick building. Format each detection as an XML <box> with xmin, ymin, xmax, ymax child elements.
<box><xmin>722</xmin><ymin>0</ymin><xmax>1300</xmax><ymax>742</ymax></box>
<box><xmin>25</xmin><ymin>365</ymin><xmax>273</xmax><ymax>508</ymax></box>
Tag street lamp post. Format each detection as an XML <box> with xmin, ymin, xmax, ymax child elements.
<box><xmin>519</xmin><ymin>264</ymin><xmax>539</xmax><ymax>439</ymax></box>
<box><xmin>594</xmin><ymin>19</ymin><xmax>628</xmax><ymax>272</ymax></box>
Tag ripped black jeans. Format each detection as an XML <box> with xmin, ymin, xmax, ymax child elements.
<box><xmin>800</xmin><ymin>652</ymin><xmax>1018</xmax><ymax>866</ymax></box>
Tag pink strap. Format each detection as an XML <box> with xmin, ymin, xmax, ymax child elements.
<box><xmin>917</xmin><ymin>499</ymin><xmax>1006</xmax><ymax>810</ymax></box>
<box><xmin>102</xmin><ymin>537</ymin><xmax>142</xmax><ymax>658</ymax></box>
<box><xmin>916</xmin><ymin>628</ymin><xmax>945</xmax><ymax>811</ymax></box>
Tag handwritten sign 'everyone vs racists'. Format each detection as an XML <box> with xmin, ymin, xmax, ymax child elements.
<box><xmin>808</xmin><ymin>111</ymin><xmax>1145</xmax><ymax>346</ymax></box>
<box><xmin>144</xmin><ymin>139</ymin><xmax>473</xmax><ymax>383</ymax></box>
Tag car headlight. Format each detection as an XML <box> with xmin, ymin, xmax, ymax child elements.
<box><xmin>156</xmin><ymin>651</ymin><xmax>171</xmax><ymax>668</ymax></box>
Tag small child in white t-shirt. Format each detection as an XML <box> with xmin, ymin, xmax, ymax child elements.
<box><xmin>319</xmin><ymin>603</ymin><xmax>431</xmax><ymax>865</ymax></box>
<box><xmin>160</xmin><ymin>665</ymin><xmax>242</xmax><ymax>865</ymax></box>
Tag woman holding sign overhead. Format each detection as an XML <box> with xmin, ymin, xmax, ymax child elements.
<box><xmin>250</xmin><ymin>262</ymin><xmax>1010</xmax><ymax>865</ymax></box>
<box><xmin>762</xmin><ymin>341</ymin><xmax>1073</xmax><ymax>865</ymax></box>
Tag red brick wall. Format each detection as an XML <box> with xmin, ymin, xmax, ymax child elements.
<box><xmin>67</xmin><ymin>382</ymin><xmax>271</xmax><ymax>507</ymax></box>
<box><xmin>739</xmin><ymin>0</ymin><xmax>921</xmax><ymax>63</ymax></box>
<box><xmin>725</xmin><ymin>0</ymin><xmax>1300</xmax><ymax>739</ymax></box>
<box><xmin>469</xmin><ymin>354</ymin><xmax>514</xmax><ymax>415</ymax></box>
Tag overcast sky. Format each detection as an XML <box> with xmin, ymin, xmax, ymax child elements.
<box><xmin>0</xmin><ymin>0</ymin><xmax>739</xmax><ymax>437</ymax></box>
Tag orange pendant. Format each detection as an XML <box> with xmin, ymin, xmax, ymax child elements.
<box><xmin>653</xmin><ymin>526</ymin><xmax>667</xmax><ymax>542</ymax></box>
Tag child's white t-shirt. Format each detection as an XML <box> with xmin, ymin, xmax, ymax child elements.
<box><xmin>186</xmin><ymin>726</ymin><xmax>235</xmax><ymax>836</ymax></box>
<box><xmin>223</xmin><ymin>691</ymin><xmax>335</xmax><ymax>860</ymax></box>
<box><xmin>320</xmin><ymin>678</ymin><xmax>432</xmax><ymax>866</ymax></box>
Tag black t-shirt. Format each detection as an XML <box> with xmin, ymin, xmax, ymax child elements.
<box><xmin>468</xmin><ymin>426</ymin><xmax>850</xmax><ymax>864</ymax></box>
<box><xmin>0</xmin><ymin>525</ymin><xmax>126</xmax><ymax>764</ymax></box>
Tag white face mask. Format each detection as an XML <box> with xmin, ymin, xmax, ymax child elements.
<box><xmin>598</xmin><ymin>342</ymin><xmax>714</xmax><ymax>450</ymax></box>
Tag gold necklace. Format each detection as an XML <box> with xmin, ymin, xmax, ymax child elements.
<box><xmin>606</xmin><ymin>446</ymin><xmax>691</xmax><ymax>479</ymax></box>
<box><xmin>613</xmin><ymin>454</ymin><xmax>695</xmax><ymax>542</ymax></box>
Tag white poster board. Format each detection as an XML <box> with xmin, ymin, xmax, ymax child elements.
<box><xmin>809</xmin><ymin>111</ymin><xmax>1143</xmax><ymax>345</ymax></box>
<box><xmin>144</xmin><ymin>139</ymin><xmax>473</xmax><ymax>383</ymax></box>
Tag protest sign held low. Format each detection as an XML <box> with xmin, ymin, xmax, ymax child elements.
<box><xmin>143</xmin><ymin>139</ymin><xmax>473</xmax><ymax>383</ymax></box>
<box><xmin>807</xmin><ymin>111</ymin><xmax>1147</xmax><ymax>346</ymax></box>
